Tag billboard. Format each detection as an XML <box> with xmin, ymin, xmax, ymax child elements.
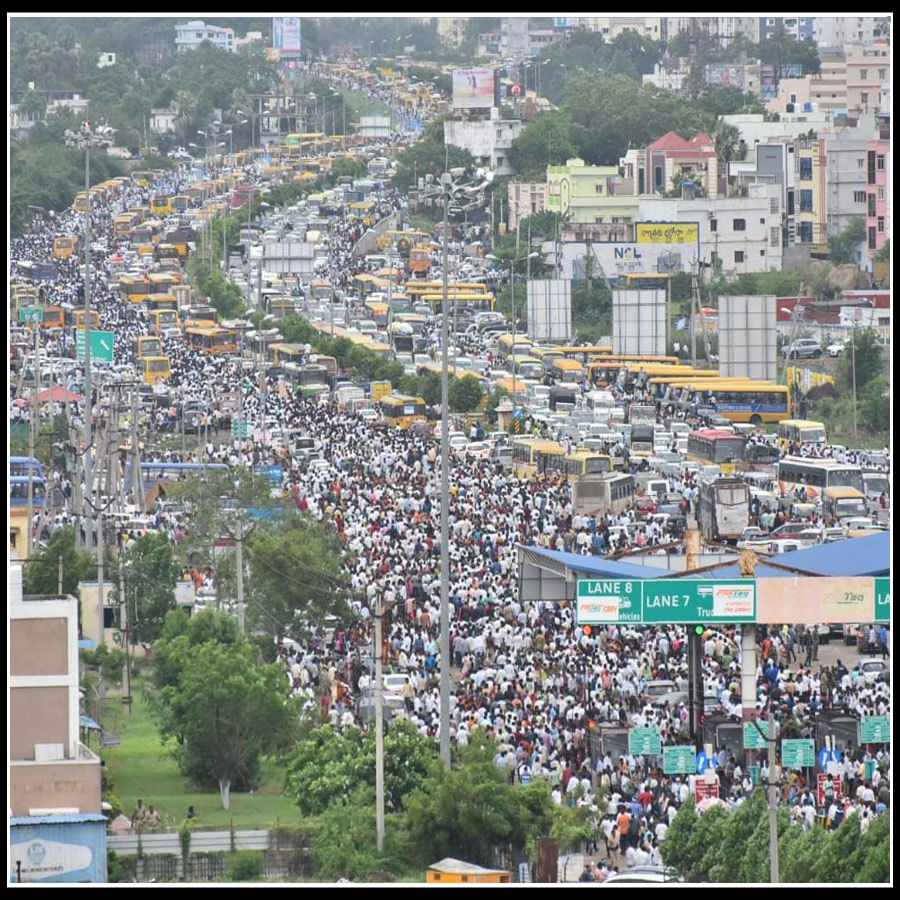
<box><xmin>612</xmin><ymin>288</ymin><xmax>667</xmax><ymax>356</ymax></box>
<box><xmin>637</xmin><ymin>222</ymin><xmax>699</xmax><ymax>244</ymax></box>
<box><xmin>272</xmin><ymin>16</ymin><xmax>302</xmax><ymax>54</ymax></box>
<box><xmin>527</xmin><ymin>279</ymin><xmax>571</xmax><ymax>342</ymax></box>
<box><xmin>562</xmin><ymin>242</ymin><xmax>696</xmax><ymax>280</ymax></box>
<box><xmin>718</xmin><ymin>295</ymin><xmax>777</xmax><ymax>382</ymax></box>
<box><xmin>452</xmin><ymin>68</ymin><xmax>497</xmax><ymax>110</ymax></box>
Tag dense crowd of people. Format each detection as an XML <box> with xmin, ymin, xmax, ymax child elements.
<box><xmin>11</xmin><ymin>146</ymin><xmax>889</xmax><ymax>871</ymax></box>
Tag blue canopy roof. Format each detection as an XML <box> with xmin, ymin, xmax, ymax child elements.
<box><xmin>521</xmin><ymin>531</ymin><xmax>890</xmax><ymax>581</ymax></box>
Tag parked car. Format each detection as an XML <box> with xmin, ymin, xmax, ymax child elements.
<box><xmin>826</xmin><ymin>340</ymin><xmax>847</xmax><ymax>357</ymax></box>
<box><xmin>784</xmin><ymin>338</ymin><xmax>823</xmax><ymax>359</ymax></box>
<box><xmin>856</xmin><ymin>658</ymin><xmax>889</xmax><ymax>685</ymax></box>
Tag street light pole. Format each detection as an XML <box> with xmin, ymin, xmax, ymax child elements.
<box><xmin>439</xmin><ymin>172</ymin><xmax>452</xmax><ymax>768</ymax></box>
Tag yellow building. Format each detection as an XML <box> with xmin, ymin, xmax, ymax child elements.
<box><xmin>547</xmin><ymin>158</ymin><xmax>638</xmax><ymax>230</ymax></box>
<box><xmin>427</xmin><ymin>858</ymin><xmax>512</xmax><ymax>884</ymax></box>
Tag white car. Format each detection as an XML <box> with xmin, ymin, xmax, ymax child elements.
<box><xmin>826</xmin><ymin>341</ymin><xmax>846</xmax><ymax>357</ymax></box>
<box><xmin>358</xmin><ymin>408</ymin><xmax>379</xmax><ymax>424</ymax></box>
<box><xmin>464</xmin><ymin>441</ymin><xmax>492</xmax><ymax>460</ymax></box>
<box><xmin>448</xmin><ymin>432</ymin><xmax>468</xmax><ymax>454</ymax></box>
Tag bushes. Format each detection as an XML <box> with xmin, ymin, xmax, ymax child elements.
<box><xmin>225</xmin><ymin>851</ymin><xmax>265</xmax><ymax>882</ymax></box>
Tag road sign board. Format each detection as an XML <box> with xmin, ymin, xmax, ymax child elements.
<box><xmin>642</xmin><ymin>579</ymin><xmax>756</xmax><ymax>624</ymax></box>
<box><xmin>231</xmin><ymin>418</ymin><xmax>250</xmax><ymax>438</ymax></box>
<box><xmin>75</xmin><ymin>329</ymin><xmax>115</xmax><ymax>362</ymax></box>
<box><xmin>874</xmin><ymin>577</ymin><xmax>890</xmax><ymax>623</ymax></box>
<box><xmin>860</xmin><ymin>716</ymin><xmax>890</xmax><ymax>744</ymax></box>
<box><xmin>695</xmin><ymin>779</ymin><xmax>719</xmax><ymax>801</ymax></box>
<box><xmin>743</xmin><ymin>720</ymin><xmax>771</xmax><ymax>750</ymax></box>
<box><xmin>577</xmin><ymin>580</ymin><xmax>642</xmax><ymax>625</ymax></box>
<box><xmin>748</xmin><ymin>764</ymin><xmax>761</xmax><ymax>786</ymax></box>
<box><xmin>662</xmin><ymin>745</ymin><xmax>696</xmax><ymax>774</ymax></box>
<box><xmin>628</xmin><ymin>727</ymin><xmax>661</xmax><ymax>756</ymax></box>
<box><xmin>781</xmin><ymin>738</ymin><xmax>815</xmax><ymax>768</ymax></box>
<box><xmin>19</xmin><ymin>306</ymin><xmax>44</xmax><ymax>323</ymax></box>
<box><xmin>576</xmin><ymin>579</ymin><xmax>756</xmax><ymax>625</ymax></box>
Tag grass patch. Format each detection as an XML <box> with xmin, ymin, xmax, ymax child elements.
<box><xmin>102</xmin><ymin>683</ymin><xmax>302</xmax><ymax>831</ymax></box>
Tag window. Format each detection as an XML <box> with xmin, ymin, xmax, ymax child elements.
<box><xmin>770</xmin><ymin>197</ymin><xmax>779</xmax><ymax>213</ymax></box>
<box><xmin>869</xmin><ymin>226</ymin><xmax>877</xmax><ymax>249</ymax></box>
<box><xmin>877</xmin><ymin>187</ymin><xmax>884</xmax><ymax>201</ymax></box>
<box><xmin>868</xmin><ymin>194</ymin><xmax>877</xmax><ymax>217</ymax></box>
<box><xmin>771</xmin><ymin>227</ymin><xmax>780</xmax><ymax>247</ymax></box>
<box><xmin>861</xmin><ymin>93</ymin><xmax>869</xmax><ymax>107</ymax></box>
<box><xmin>760</xmin><ymin>217</ymin><xmax>766</xmax><ymax>225</ymax></box>
<box><xmin>858</xmin><ymin>158</ymin><xmax>865</xmax><ymax>168</ymax></box>
<box><xmin>799</xmin><ymin>190</ymin><xmax>813</xmax><ymax>212</ymax></box>
<box><xmin>853</xmin><ymin>190</ymin><xmax>866</xmax><ymax>203</ymax></box>
<box><xmin>876</xmin><ymin>155</ymin><xmax>885</xmax><ymax>170</ymax></box>
<box><xmin>878</xmin><ymin>69</ymin><xmax>886</xmax><ymax>80</ymax></box>
<box><xmin>859</xmin><ymin>69</ymin><xmax>868</xmax><ymax>80</ymax></box>
<box><xmin>760</xmin><ymin>249</ymin><xmax>766</xmax><ymax>257</ymax></box>
<box><xmin>877</xmin><ymin>217</ymin><xmax>884</xmax><ymax>233</ymax></box>
<box><xmin>798</xmin><ymin>222</ymin><xmax>814</xmax><ymax>243</ymax></box>
<box><xmin>734</xmin><ymin>251</ymin><xmax>745</xmax><ymax>263</ymax></box>
<box><xmin>732</xmin><ymin>218</ymin><xmax>746</xmax><ymax>231</ymax></box>
<box><xmin>595</xmin><ymin>183</ymin><xmax>604</xmax><ymax>194</ymax></box>
<box><xmin>709</xmin><ymin>218</ymin><xmax>718</xmax><ymax>233</ymax></box>
<box><xmin>799</xmin><ymin>158</ymin><xmax>813</xmax><ymax>180</ymax></box>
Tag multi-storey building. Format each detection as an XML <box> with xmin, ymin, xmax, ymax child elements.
<box><xmin>506</xmin><ymin>181</ymin><xmax>549</xmax><ymax>233</ymax></box>
<box><xmin>814</xmin><ymin>15</ymin><xmax>891</xmax><ymax>46</ymax></box>
<box><xmin>547</xmin><ymin>158</ymin><xmax>638</xmax><ymax>234</ymax></box>
<box><xmin>10</xmin><ymin>563</ymin><xmax>107</xmax><ymax>882</ymax></box>
<box><xmin>175</xmin><ymin>19</ymin><xmax>235</xmax><ymax>53</ymax></box>
<box><xmin>758</xmin><ymin>16</ymin><xmax>814</xmax><ymax>41</ymax></box>
<box><xmin>665</xmin><ymin>16</ymin><xmax>759</xmax><ymax>45</ymax></box>
<box><xmin>579</xmin><ymin>16</ymin><xmax>664</xmax><ymax>41</ymax></box>
<box><xmin>865</xmin><ymin>132</ymin><xmax>890</xmax><ymax>264</ymax></box>
<box><xmin>620</xmin><ymin>132</ymin><xmax>721</xmax><ymax>200</ymax></box>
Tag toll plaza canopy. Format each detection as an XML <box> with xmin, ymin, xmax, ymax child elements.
<box><xmin>518</xmin><ymin>531</ymin><xmax>890</xmax><ymax>605</ymax></box>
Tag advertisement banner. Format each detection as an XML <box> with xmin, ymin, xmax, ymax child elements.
<box><xmin>637</xmin><ymin>222</ymin><xmax>699</xmax><ymax>244</ymax></box>
<box><xmin>273</xmin><ymin>16</ymin><xmax>302</xmax><ymax>54</ymax></box>
<box><xmin>452</xmin><ymin>68</ymin><xmax>497</xmax><ymax>109</ymax></box>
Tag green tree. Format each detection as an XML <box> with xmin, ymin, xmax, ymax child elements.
<box><xmin>448</xmin><ymin>374</ymin><xmax>485</xmax><ymax>413</ymax></box>
<box><xmin>391</xmin><ymin>117</ymin><xmax>475</xmax><ymax>193</ymax></box>
<box><xmin>150</xmin><ymin>609</ymin><xmax>297</xmax><ymax>808</ymax></box>
<box><xmin>23</xmin><ymin>525</ymin><xmax>96</xmax><ymax>596</ymax></box>
<box><xmin>244</xmin><ymin>515</ymin><xmax>348</xmax><ymax>639</ymax></box>
<box><xmin>827</xmin><ymin>217</ymin><xmax>867</xmax><ymax>266</ymax></box>
<box><xmin>121</xmin><ymin>532</ymin><xmax>179</xmax><ymax>646</ymax></box>
<box><xmin>507</xmin><ymin>110</ymin><xmax>577</xmax><ymax>180</ymax></box>
<box><xmin>403</xmin><ymin>731</ymin><xmax>556</xmax><ymax>868</ymax></box>
<box><xmin>285</xmin><ymin>722</ymin><xmax>438</xmax><ymax>817</ymax></box>
<box><xmin>835</xmin><ymin>327</ymin><xmax>883</xmax><ymax>396</ymax></box>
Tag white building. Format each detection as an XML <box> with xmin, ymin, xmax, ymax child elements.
<box><xmin>97</xmin><ymin>51</ymin><xmax>116</xmax><ymax>68</ymax></box>
<box><xmin>175</xmin><ymin>20</ymin><xmax>236</xmax><ymax>53</ymax></box>
<box><xmin>506</xmin><ymin>182</ymin><xmax>549</xmax><ymax>232</ymax></box>
<box><xmin>639</xmin><ymin>183</ymin><xmax>784</xmax><ymax>278</ymax></box>
<box><xmin>823</xmin><ymin>131</ymin><xmax>875</xmax><ymax>240</ymax></box>
<box><xmin>665</xmin><ymin>16</ymin><xmax>759</xmax><ymax>45</ymax></box>
<box><xmin>150</xmin><ymin>108</ymin><xmax>178</xmax><ymax>135</ymax></box>
<box><xmin>814</xmin><ymin>15</ymin><xmax>891</xmax><ymax>47</ymax></box>
<box><xmin>444</xmin><ymin>110</ymin><xmax>522</xmax><ymax>177</ymax></box>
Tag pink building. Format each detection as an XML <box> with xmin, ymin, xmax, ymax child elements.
<box><xmin>866</xmin><ymin>132</ymin><xmax>889</xmax><ymax>261</ymax></box>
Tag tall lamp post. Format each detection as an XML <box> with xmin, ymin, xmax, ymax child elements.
<box><xmin>487</xmin><ymin>251</ymin><xmax>539</xmax><ymax>410</ymax></box>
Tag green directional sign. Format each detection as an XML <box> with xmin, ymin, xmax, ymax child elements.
<box><xmin>576</xmin><ymin>579</ymin><xmax>757</xmax><ymax>625</ymax></box>
<box><xmin>662</xmin><ymin>745</ymin><xmax>697</xmax><ymax>775</ymax></box>
<box><xmin>748</xmin><ymin>764</ymin><xmax>761</xmax><ymax>786</ymax></box>
<box><xmin>860</xmin><ymin>716</ymin><xmax>890</xmax><ymax>744</ymax></box>
<box><xmin>231</xmin><ymin>418</ymin><xmax>250</xmax><ymax>438</ymax></box>
<box><xmin>75</xmin><ymin>329</ymin><xmax>115</xmax><ymax>363</ymax></box>
<box><xmin>628</xmin><ymin>727</ymin><xmax>662</xmax><ymax>756</ymax></box>
<box><xmin>743</xmin><ymin>720</ymin><xmax>772</xmax><ymax>750</ymax></box>
<box><xmin>874</xmin><ymin>577</ymin><xmax>890</xmax><ymax>624</ymax></box>
<box><xmin>782</xmin><ymin>738</ymin><xmax>815</xmax><ymax>768</ymax></box>
<box><xmin>642</xmin><ymin>580</ymin><xmax>756</xmax><ymax>624</ymax></box>
<box><xmin>19</xmin><ymin>306</ymin><xmax>44</xmax><ymax>323</ymax></box>
<box><xmin>576</xmin><ymin>579</ymin><xmax>642</xmax><ymax>624</ymax></box>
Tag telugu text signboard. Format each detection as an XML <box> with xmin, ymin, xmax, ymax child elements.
<box><xmin>743</xmin><ymin>720</ymin><xmax>772</xmax><ymax>750</ymax></box>
<box><xmin>637</xmin><ymin>222</ymin><xmax>699</xmax><ymax>244</ymax></box>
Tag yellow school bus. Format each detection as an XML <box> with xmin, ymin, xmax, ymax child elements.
<box><xmin>53</xmin><ymin>236</ymin><xmax>78</xmax><ymax>259</ymax></box>
<box><xmin>140</xmin><ymin>355</ymin><xmax>172</xmax><ymax>385</ymax></box>
<box><xmin>379</xmin><ymin>393</ymin><xmax>427</xmax><ymax>429</ymax></box>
